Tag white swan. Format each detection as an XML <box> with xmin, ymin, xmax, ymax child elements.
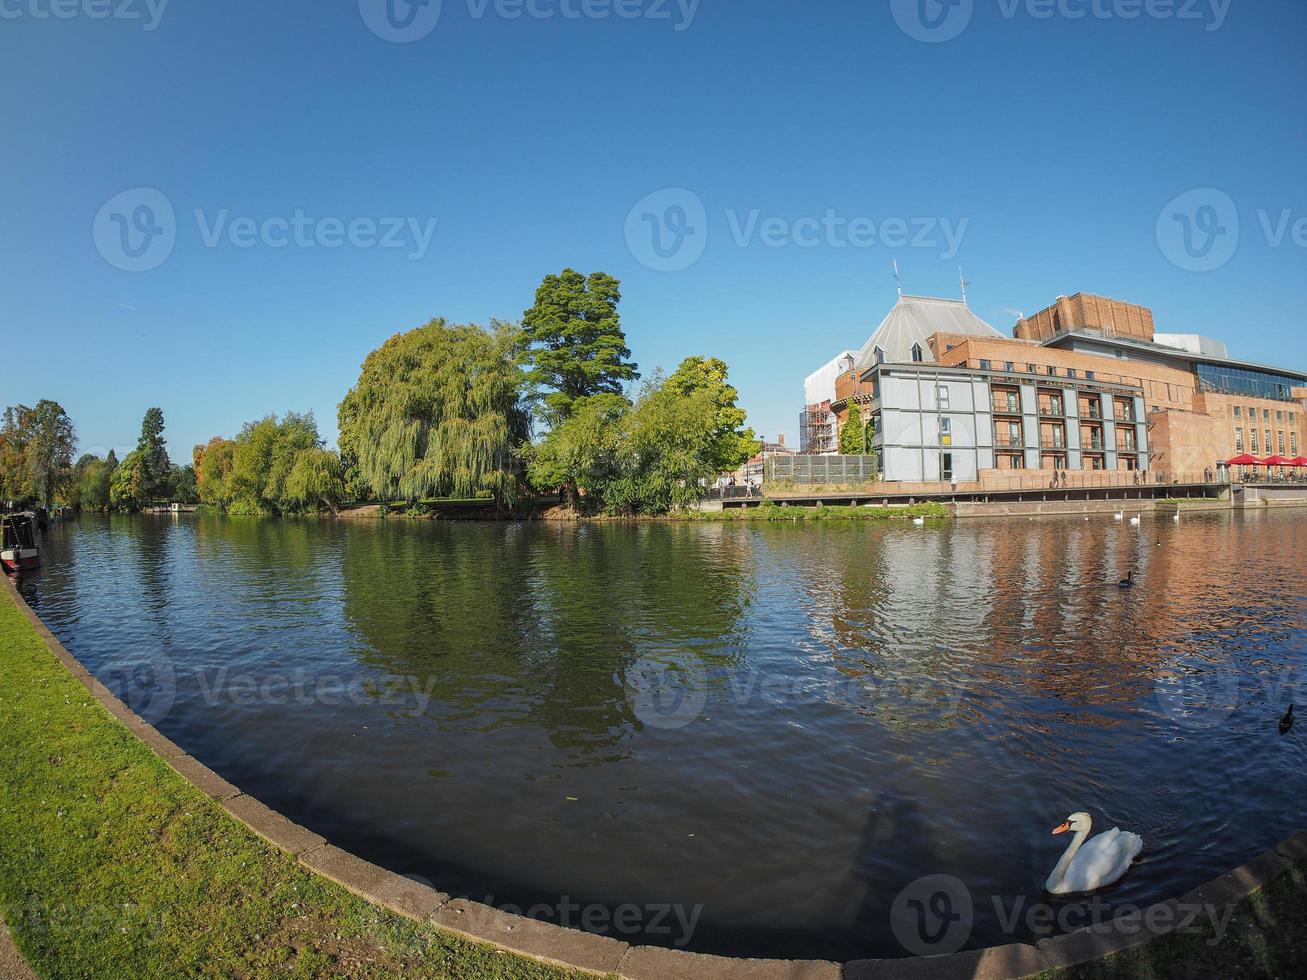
<box><xmin>1113</xmin><ymin>511</ymin><xmax>1124</xmax><ymax>521</ymax></box>
<box><xmin>1129</xmin><ymin>515</ymin><xmax>1141</xmax><ymax>526</ymax></box>
<box><xmin>1045</xmin><ymin>812</ymin><xmax>1143</xmax><ymax>894</ymax></box>
<box><xmin>912</xmin><ymin>516</ymin><xmax>925</xmax><ymax>527</ymax></box>
<box><xmin>1173</xmin><ymin>513</ymin><xmax>1180</xmax><ymax>523</ymax></box>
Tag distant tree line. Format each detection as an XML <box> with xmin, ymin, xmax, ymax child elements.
<box><xmin>0</xmin><ymin>402</ymin><xmax>196</xmax><ymax>511</ymax></box>
<box><xmin>2</xmin><ymin>270</ymin><xmax>758</xmax><ymax>517</ymax></box>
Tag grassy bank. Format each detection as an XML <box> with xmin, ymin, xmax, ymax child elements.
<box><xmin>0</xmin><ymin>588</ymin><xmax>574</xmax><ymax>980</ymax></box>
<box><xmin>1047</xmin><ymin>859</ymin><xmax>1307</xmax><ymax>979</ymax></box>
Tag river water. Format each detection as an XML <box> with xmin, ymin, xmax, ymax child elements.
<box><xmin>15</xmin><ymin>511</ymin><xmax>1307</xmax><ymax>960</ymax></box>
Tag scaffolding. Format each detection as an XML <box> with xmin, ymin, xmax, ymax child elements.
<box><xmin>800</xmin><ymin>401</ymin><xmax>838</xmax><ymax>454</ymax></box>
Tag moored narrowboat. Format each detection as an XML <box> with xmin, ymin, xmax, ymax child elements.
<box><xmin>1</xmin><ymin>511</ymin><xmax>40</xmax><ymax>572</ymax></box>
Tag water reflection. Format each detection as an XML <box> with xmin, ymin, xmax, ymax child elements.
<box><xmin>17</xmin><ymin>510</ymin><xmax>1307</xmax><ymax>960</ymax></box>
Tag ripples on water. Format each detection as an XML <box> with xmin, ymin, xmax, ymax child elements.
<box><xmin>17</xmin><ymin>511</ymin><xmax>1307</xmax><ymax>960</ymax></box>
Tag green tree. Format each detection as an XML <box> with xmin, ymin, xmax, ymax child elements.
<box><xmin>840</xmin><ymin>415</ymin><xmax>871</xmax><ymax>455</ymax></box>
<box><xmin>604</xmin><ymin>375</ymin><xmax>728</xmax><ymax>515</ymax></box>
<box><xmin>69</xmin><ymin>452</ymin><xmax>115</xmax><ymax>510</ymax></box>
<box><xmin>194</xmin><ymin>437</ymin><xmax>236</xmax><ymax>508</ymax></box>
<box><xmin>527</xmin><ymin>358</ymin><xmax>756</xmax><ymax>517</ymax></box>
<box><xmin>229</xmin><ymin>413</ymin><xmax>321</xmax><ymax>513</ymax></box>
<box><xmin>663</xmin><ymin>357</ymin><xmax>758</xmax><ymax>472</ymax></box>
<box><xmin>0</xmin><ymin>401</ymin><xmax>75</xmax><ymax>504</ymax></box>
<box><xmin>523</xmin><ymin>393</ymin><xmax>628</xmax><ymax>512</ymax></box>
<box><xmin>168</xmin><ymin>464</ymin><xmax>199</xmax><ymax>504</ymax></box>
<box><xmin>284</xmin><ymin>447</ymin><xmax>345</xmax><ymax>515</ymax></box>
<box><xmin>109</xmin><ymin>451</ymin><xmax>146</xmax><ymax>510</ymax></box>
<box><xmin>522</xmin><ymin>269</ymin><xmax>639</xmax><ymax>423</ymax></box>
<box><xmin>338</xmin><ymin>319</ymin><xmax>530</xmax><ymax>505</ymax></box>
<box><xmin>135</xmin><ymin>407</ymin><xmax>171</xmax><ymax>502</ymax></box>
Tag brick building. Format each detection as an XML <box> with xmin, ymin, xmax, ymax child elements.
<box><xmin>821</xmin><ymin>292</ymin><xmax>1306</xmax><ymax>486</ymax></box>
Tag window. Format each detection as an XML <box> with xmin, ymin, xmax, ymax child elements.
<box><xmin>1264</xmin><ymin>409</ymin><xmax>1271</xmax><ymax>420</ymax></box>
<box><xmin>1248</xmin><ymin>406</ymin><xmax>1256</xmax><ymax>419</ymax></box>
<box><xmin>980</xmin><ymin>359</ymin><xmax>991</xmax><ymax>370</ymax></box>
<box><xmin>942</xmin><ymin>453</ymin><xmax>954</xmax><ymax>481</ymax></box>
<box><xmin>1279</xmin><ymin>432</ymin><xmax>1286</xmax><ymax>454</ymax></box>
<box><xmin>911</xmin><ymin>344</ymin><xmax>924</xmax><ymax>363</ymax></box>
<box><xmin>1068</xmin><ymin>369</ymin><xmax>1077</xmax><ymax>379</ymax></box>
<box><xmin>1085</xmin><ymin>371</ymin><xmax>1095</xmax><ymax>381</ymax></box>
<box><xmin>945</xmin><ymin>344</ymin><xmax>956</xmax><ymax>352</ymax></box>
<box><xmin>1266</xmin><ymin>429</ymin><xmax>1272</xmax><ymax>450</ymax></box>
<box><xmin>1233</xmin><ymin>406</ymin><xmax>1241</xmax><ymax>417</ymax></box>
<box><xmin>1235</xmin><ymin>428</ymin><xmax>1244</xmax><ymax>452</ymax></box>
<box><xmin>936</xmin><ymin>385</ymin><xmax>950</xmax><ymax>408</ymax></box>
<box><xmin>1251</xmin><ymin>430</ymin><xmax>1259</xmax><ymax>452</ymax></box>
<box><xmin>1004</xmin><ymin>361</ymin><xmax>1014</xmax><ymax>372</ymax></box>
<box><xmin>874</xmin><ymin>346</ymin><xmax>886</xmax><ymax>364</ymax></box>
<box><xmin>1290</xmin><ymin>412</ymin><xmax>1296</xmax><ymax>425</ymax></box>
<box><xmin>1027</xmin><ymin>363</ymin><xmax>1037</xmax><ymax>373</ymax></box>
<box><xmin>1294</xmin><ymin>433</ymin><xmax>1299</xmax><ymax>454</ymax></box>
<box><xmin>940</xmin><ymin>417</ymin><xmax>952</xmax><ymax>446</ymax></box>
<box><xmin>1047</xmin><ymin>366</ymin><xmax>1056</xmax><ymax>376</ymax></box>
<box><xmin>1276</xmin><ymin>411</ymin><xmax>1284</xmax><ymax>422</ymax></box>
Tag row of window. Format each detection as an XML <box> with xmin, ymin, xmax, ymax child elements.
<box><xmin>990</xmin><ymin>389</ymin><xmax>1133</xmax><ymax>421</ymax></box>
<box><xmin>1232</xmin><ymin>405</ymin><xmax>1297</xmax><ymax>424</ymax></box>
<box><xmin>1234</xmin><ymin>429</ymin><xmax>1300</xmax><ymax>455</ymax></box>
<box><xmin>993</xmin><ymin>421</ymin><xmax>1133</xmax><ymax>452</ymax></box>
<box><xmin>977</xmin><ymin>359</ymin><xmax>1096</xmax><ymax>381</ymax></box>
<box><xmin>994</xmin><ymin>452</ymin><xmax>1136</xmax><ymax>471</ymax></box>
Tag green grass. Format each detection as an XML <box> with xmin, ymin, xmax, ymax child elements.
<box><xmin>0</xmin><ymin>590</ymin><xmax>579</xmax><ymax>980</ymax></box>
<box><xmin>683</xmin><ymin>501</ymin><xmax>952</xmax><ymax>522</ymax></box>
<box><xmin>1046</xmin><ymin>861</ymin><xmax>1307</xmax><ymax>979</ymax></box>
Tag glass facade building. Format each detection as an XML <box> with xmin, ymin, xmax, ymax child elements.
<box><xmin>1195</xmin><ymin>363</ymin><xmax>1303</xmax><ymax>401</ymax></box>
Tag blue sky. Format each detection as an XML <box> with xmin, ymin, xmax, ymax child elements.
<box><xmin>2</xmin><ymin>0</ymin><xmax>1304</xmax><ymax>460</ymax></box>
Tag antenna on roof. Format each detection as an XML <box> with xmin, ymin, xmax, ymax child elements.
<box><xmin>959</xmin><ymin>267</ymin><xmax>971</xmax><ymax>306</ymax></box>
<box><xmin>893</xmin><ymin>259</ymin><xmax>903</xmax><ymax>297</ymax></box>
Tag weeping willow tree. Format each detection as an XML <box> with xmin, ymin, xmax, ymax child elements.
<box><xmin>338</xmin><ymin>319</ymin><xmax>530</xmax><ymax>505</ymax></box>
<box><xmin>284</xmin><ymin>446</ymin><xmax>345</xmax><ymax>515</ymax></box>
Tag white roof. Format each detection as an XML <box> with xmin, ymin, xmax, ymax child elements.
<box><xmin>855</xmin><ymin>295</ymin><xmax>1002</xmax><ymax>370</ymax></box>
<box><xmin>804</xmin><ymin>350</ymin><xmax>857</xmax><ymax>406</ymax></box>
